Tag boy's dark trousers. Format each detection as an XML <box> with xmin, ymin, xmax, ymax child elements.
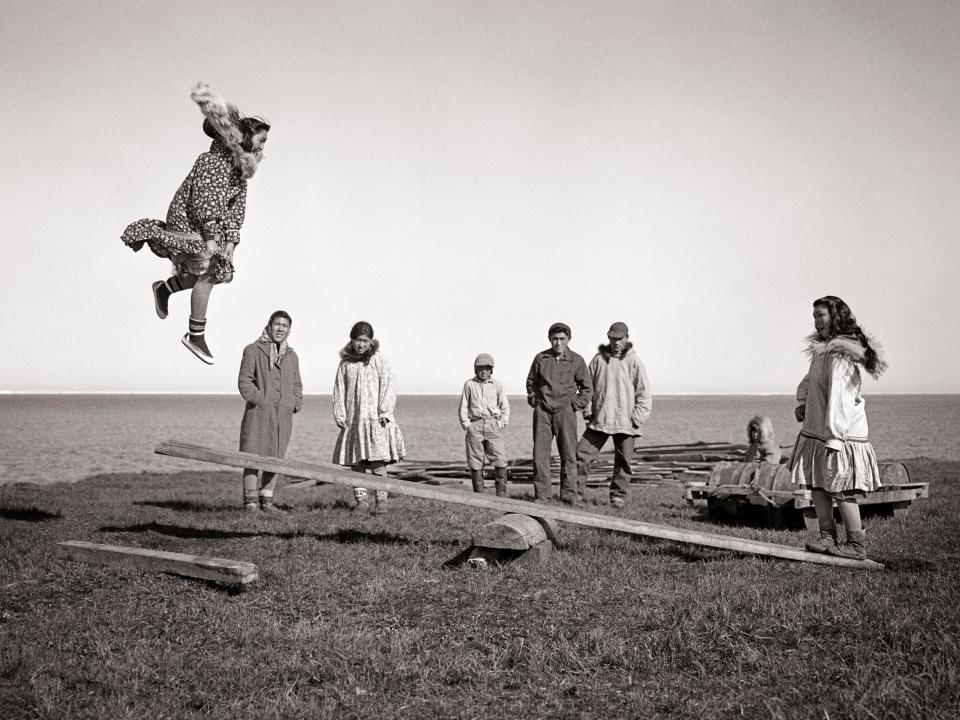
<box><xmin>532</xmin><ymin>404</ymin><xmax>579</xmax><ymax>501</ymax></box>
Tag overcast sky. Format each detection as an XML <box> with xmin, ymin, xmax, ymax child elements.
<box><xmin>2</xmin><ymin>1</ymin><xmax>957</xmax><ymax>394</ymax></box>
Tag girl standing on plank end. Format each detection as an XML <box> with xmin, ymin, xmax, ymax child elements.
<box><xmin>791</xmin><ymin>295</ymin><xmax>887</xmax><ymax>560</ymax></box>
<box><xmin>121</xmin><ymin>82</ymin><xmax>270</xmax><ymax>365</ymax></box>
<box><xmin>332</xmin><ymin>322</ymin><xmax>406</xmax><ymax>514</ymax></box>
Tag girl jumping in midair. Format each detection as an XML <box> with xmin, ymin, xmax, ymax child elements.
<box><xmin>121</xmin><ymin>83</ymin><xmax>270</xmax><ymax>364</ymax></box>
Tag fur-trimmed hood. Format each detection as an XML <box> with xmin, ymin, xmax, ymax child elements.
<box><xmin>804</xmin><ymin>332</ymin><xmax>887</xmax><ymax>379</ymax></box>
<box><xmin>191</xmin><ymin>82</ymin><xmax>263</xmax><ymax>180</ymax></box>
<box><xmin>747</xmin><ymin>415</ymin><xmax>775</xmax><ymax>443</ymax></box>
<box><xmin>597</xmin><ymin>341</ymin><xmax>634</xmax><ymax>360</ymax></box>
<box><xmin>340</xmin><ymin>339</ymin><xmax>380</xmax><ymax>364</ymax></box>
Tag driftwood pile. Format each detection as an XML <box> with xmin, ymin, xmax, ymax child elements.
<box><xmin>388</xmin><ymin>441</ymin><xmax>770</xmax><ymax>487</ymax></box>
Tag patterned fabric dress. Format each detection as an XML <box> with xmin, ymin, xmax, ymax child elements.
<box><xmin>332</xmin><ymin>344</ymin><xmax>406</xmax><ymax>465</ymax></box>
<box><xmin>121</xmin><ymin>140</ymin><xmax>246</xmax><ymax>283</ymax></box>
<box><xmin>790</xmin><ymin>335</ymin><xmax>882</xmax><ymax>495</ymax></box>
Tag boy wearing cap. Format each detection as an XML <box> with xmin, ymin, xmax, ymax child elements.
<box><xmin>458</xmin><ymin>354</ymin><xmax>511</xmax><ymax>496</ymax></box>
<box><xmin>575</xmin><ymin>322</ymin><xmax>652</xmax><ymax>508</ymax></box>
<box><xmin>525</xmin><ymin>323</ymin><xmax>593</xmax><ymax>504</ymax></box>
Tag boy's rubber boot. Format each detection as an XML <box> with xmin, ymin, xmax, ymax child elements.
<box><xmin>372</xmin><ymin>490</ymin><xmax>388</xmax><ymax>515</ymax></box>
<box><xmin>352</xmin><ymin>487</ymin><xmax>370</xmax><ymax>512</ymax></box>
<box><xmin>494</xmin><ymin>467</ymin><xmax>508</xmax><ymax>497</ymax></box>
<box><xmin>827</xmin><ymin>529</ymin><xmax>867</xmax><ymax>560</ymax></box>
<box><xmin>805</xmin><ymin>527</ymin><xmax>839</xmax><ymax>554</ymax></box>
<box><xmin>470</xmin><ymin>470</ymin><xmax>484</xmax><ymax>494</ymax></box>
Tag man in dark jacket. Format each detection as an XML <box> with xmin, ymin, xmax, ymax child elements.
<box><xmin>525</xmin><ymin>322</ymin><xmax>593</xmax><ymax>504</ymax></box>
<box><xmin>238</xmin><ymin>310</ymin><xmax>303</xmax><ymax>512</ymax></box>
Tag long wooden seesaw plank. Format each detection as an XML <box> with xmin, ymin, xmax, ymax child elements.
<box><xmin>155</xmin><ymin>440</ymin><xmax>883</xmax><ymax>570</ymax></box>
<box><xmin>56</xmin><ymin>540</ymin><xmax>258</xmax><ymax>585</ymax></box>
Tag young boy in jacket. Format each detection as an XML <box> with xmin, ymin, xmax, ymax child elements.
<box><xmin>525</xmin><ymin>323</ymin><xmax>593</xmax><ymax>504</ymax></box>
<box><xmin>575</xmin><ymin>322</ymin><xmax>652</xmax><ymax>508</ymax></box>
<box><xmin>458</xmin><ymin>353</ymin><xmax>511</xmax><ymax>496</ymax></box>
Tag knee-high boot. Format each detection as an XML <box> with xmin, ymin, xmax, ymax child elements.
<box><xmin>495</xmin><ymin>467</ymin><xmax>508</xmax><ymax>497</ymax></box>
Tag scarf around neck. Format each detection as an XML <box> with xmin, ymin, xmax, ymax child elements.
<box><xmin>258</xmin><ymin>329</ymin><xmax>289</xmax><ymax>367</ymax></box>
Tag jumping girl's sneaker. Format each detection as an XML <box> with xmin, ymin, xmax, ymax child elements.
<box><xmin>182</xmin><ymin>333</ymin><xmax>215</xmax><ymax>364</ymax></box>
<box><xmin>152</xmin><ymin>281</ymin><xmax>169</xmax><ymax>319</ymax></box>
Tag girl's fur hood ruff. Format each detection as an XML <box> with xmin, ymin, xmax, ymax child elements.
<box><xmin>191</xmin><ymin>82</ymin><xmax>262</xmax><ymax>180</ymax></box>
<box><xmin>340</xmin><ymin>339</ymin><xmax>380</xmax><ymax>364</ymax></box>
<box><xmin>803</xmin><ymin>332</ymin><xmax>887</xmax><ymax>379</ymax></box>
<box><xmin>597</xmin><ymin>341</ymin><xmax>634</xmax><ymax>360</ymax></box>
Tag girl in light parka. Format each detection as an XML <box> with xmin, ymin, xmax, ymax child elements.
<box><xmin>791</xmin><ymin>295</ymin><xmax>887</xmax><ymax>561</ymax></box>
<box><xmin>332</xmin><ymin>321</ymin><xmax>406</xmax><ymax>514</ymax></box>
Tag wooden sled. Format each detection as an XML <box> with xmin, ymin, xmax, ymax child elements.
<box><xmin>685</xmin><ymin>461</ymin><xmax>928</xmax><ymax>531</ymax></box>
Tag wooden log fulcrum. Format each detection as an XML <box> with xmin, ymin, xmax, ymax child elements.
<box><xmin>466</xmin><ymin>513</ymin><xmax>561</xmax><ymax>567</ymax></box>
<box><xmin>155</xmin><ymin>440</ymin><xmax>883</xmax><ymax>570</ymax></box>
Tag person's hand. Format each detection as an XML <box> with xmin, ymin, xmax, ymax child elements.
<box><xmin>794</xmin><ymin>405</ymin><xmax>805</xmax><ymax>422</ymax></box>
<box><xmin>335</xmin><ymin>420</ymin><xmax>345</xmax><ymax>429</ymax></box>
<box><xmin>224</xmin><ymin>242</ymin><xmax>235</xmax><ymax>260</ymax></box>
<box><xmin>527</xmin><ymin>395</ymin><xmax>536</xmax><ymax>408</ymax></box>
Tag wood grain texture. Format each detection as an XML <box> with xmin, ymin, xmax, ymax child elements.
<box><xmin>155</xmin><ymin>440</ymin><xmax>884</xmax><ymax>570</ymax></box>
<box><xmin>56</xmin><ymin>540</ymin><xmax>258</xmax><ymax>585</ymax></box>
<box><xmin>473</xmin><ymin>514</ymin><xmax>549</xmax><ymax>550</ymax></box>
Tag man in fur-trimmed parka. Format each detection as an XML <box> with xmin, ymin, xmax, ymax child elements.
<box><xmin>574</xmin><ymin>322</ymin><xmax>652</xmax><ymax>508</ymax></box>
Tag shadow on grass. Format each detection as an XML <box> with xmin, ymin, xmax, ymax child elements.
<box><xmin>97</xmin><ymin>521</ymin><xmax>457</xmax><ymax>547</ymax></box>
<box><xmin>689</xmin><ymin>508</ymin><xmax>805</xmax><ymax>531</ymax></box>
<box><xmin>0</xmin><ymin>507</ymin><xmax>63</xmax><ymax>522</ymax></box>
<box><xmin>133</xmin><ymin>500</ymin><xmax>226</xmax><ymax>512</ymax></box>
<box><xmin>188</xmin><ymin>577</ymin><xmax>252</xmax><ymax>596</ymax></box>
<box><xmin>99</xmin><ymin>522</ymin><xmax>259</xmax><ymax>540</ymax></box>
<box><xmin>654</xmin><ymin>540</ymin><xmax>735</xmax><ymax>564</ymax></box>
<box><xmin>880</xmin><ymin>557</ymin><xmax>940</xmax><ymax>572</ymax></box>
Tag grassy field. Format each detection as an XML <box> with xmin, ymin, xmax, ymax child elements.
<box><xmin>1</xmin><ymin>458</ymin><xmax>958</xmax><ymax>719</ymax></box>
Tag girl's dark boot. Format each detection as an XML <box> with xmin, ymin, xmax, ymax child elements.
<box><xmin>805</xmin><ymin>525</ymin><xmax>839</xmax><ymax>554</ymax></box>
<box><xmin>827</xmin><ymin>529</ymin><xmax>867</xmax><ymax>560</ymax></box>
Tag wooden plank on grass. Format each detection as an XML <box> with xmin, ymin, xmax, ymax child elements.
<box><xmin>56</xmin><ymin>541</ymin><xmax>258</xmax><ymax>585</ymax></box>
<box><xmin>154</xmin><ymin>440</ymin><xmax>884</xmax><ymax>570</ymax></box>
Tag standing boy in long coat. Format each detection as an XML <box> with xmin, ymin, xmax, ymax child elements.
<box><xmin>525</xmin><ymin>322</ymin><xmax>593</xmax><ymax>504</ymax></box>
<box><xmin>575</xmin><ymin>322</ymin><xmax>652</xmax><ymax>508</ymax></box>
<box><xmin>238</xmin><ymin>310</ymin><xmax>303</xmax><ymax>512</ymax></box>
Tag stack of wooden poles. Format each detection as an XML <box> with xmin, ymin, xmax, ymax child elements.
<box><xmin>388</xmin><ymin>441</ymin><xmax>762</xmax><ymax>487</ymax></box>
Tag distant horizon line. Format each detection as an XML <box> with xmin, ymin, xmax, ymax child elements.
<box><xmin>2</xmin><ymin>391</ymin><xmax>957</xmax><ymax>397</ymax></box>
